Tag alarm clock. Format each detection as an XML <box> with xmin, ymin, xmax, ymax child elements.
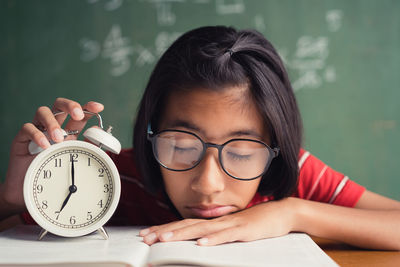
<box><xmin>23</xmin><ymin>111</ymin><xmax>121</xmax><ymax>240</ymax></box>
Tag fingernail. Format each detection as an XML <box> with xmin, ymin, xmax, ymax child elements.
<box><xmin>139</xmin><ymin>228</ymin><xmax>150</xmax><ymax>236</ymax></box>
<box><xmin>72</xmin><ymin>108</ymin><xmax>84</xmax><ymax>120</ymax></box>
<box><xmin>52</xmin><ymin>128</ymin><xmax>64</xmax><ymax>142</ymax></box>
<box><xmin>144</xmin><ymin>233</ymin><xmax>157</xmax><ymax>243</ymax></box>
<box><xmin>198</xmin><ymin>238</ymin><xmax>208</xmax><ymax>245</ymax></box>
<box><xmin>39</xmin><ymin>137</ymin><xmax>51</xmax><ymax>148</ymax></box>
<box><xmin>160</xmin><ymin>232</ymin><xmax>173</xmax><ymax>241</ymax></box>
<box><xmin>92</xmin><ymin>101</ymin><xmax>104</xmax><ymax>107</ymax></box>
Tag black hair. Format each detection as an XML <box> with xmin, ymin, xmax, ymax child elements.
<box><xmin>133</xmin><ymin>26</ymin><xmax>303</xmax><ymax>200</ymax></box>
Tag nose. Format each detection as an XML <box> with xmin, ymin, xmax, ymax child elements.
<box><xmin>190</xmin><ymin>149</ymin><xmax>226</xmax><ymax>195</ymax></box>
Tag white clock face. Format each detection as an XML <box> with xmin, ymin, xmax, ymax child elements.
<box><xmin>24</xmin><ymin>141</ymin><xmax>120</xmax><ymax>237</ymax></box>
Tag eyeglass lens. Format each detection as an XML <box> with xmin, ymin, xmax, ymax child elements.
<box><xmin>153</xmin><ymin>131</ymin><xmax>272</xmax><ymax>179</ymax></box>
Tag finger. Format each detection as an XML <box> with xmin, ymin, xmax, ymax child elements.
<box><xmin>158</xmin><ymin>219</ymin><xmax>232</xmax><ymax>243</ymax></box>
<box><xmin>197</xmin><ymin>226</ymin><xmax>243</xmax><ymax>246</ymax></box>
<box><xmin>15</xmin><ymin>123</ymin><xmax>51</xmax><ymax>151</ymax></box>
<box><xmin>141</xmin><ymin>219</ymin><xmax>203</xmax><ymax>245</ymax></box>
<box><xmin>46</xmin><ymin>98</ymin><xmax>84</xmax><ymax>128</ymax></box>
<box><xmin>63</xmin><ymin>101</ymin><xmax>104</xmax><ymax>139</ymax></box>
<box><xmin>52</xmin><ymin>97</ymin><xmax>85</xmax><ymax>122</ymax></box>
<box><xmin>33</xmin><ymin>106</ymin><xmax>65</xmax><ymax>143</ymax></box>
<box><xmin>140</xmin><ymin>219</ymin><xmax>200</xmax><ymax>236</ymax></box>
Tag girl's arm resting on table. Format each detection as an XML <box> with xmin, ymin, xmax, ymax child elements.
<box><xmin>140</xmin><ymin>190</ymin><xmax>400</xmax><ymax>250</ymax></box>
<box><xmin>295</xmin><ymin>190</ymin><xmax>400</xmax><ymax>250</ymax></box>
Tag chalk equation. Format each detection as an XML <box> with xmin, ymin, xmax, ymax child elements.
<box><xmin>278</xmin><ymin>9</ymin><xmax>343</xmax><ymax>92</ymax></box>
<box><xmin>80</xmin><ymin>0</ymin><xmax>342</xmax><ymax>90</ymax></box>
<box><xmin>80</xmin><ymin>25</ymin><xmax>133</xmax><ymax>77</ymax></box>
<box><xmin>80</xmin><ymin>25</ymin><xmax>181</xmax><ymax>76</ymax></box>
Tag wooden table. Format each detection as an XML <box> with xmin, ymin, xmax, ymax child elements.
<box><xmin>313</xmin><ymin>237</ymin><xmax>400</xmax><ymax>267</ymax></box>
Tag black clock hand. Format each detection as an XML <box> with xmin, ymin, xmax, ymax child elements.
<box><xmin>71</xmin><ymin>159</ymin><xmax>75</xmax><ymax>186</ymax></box>
<box><xmin>59</xmin><ymin>191</ymin><xmax>72</xmax><ymax>212</ymax></box>
<box><xmin>59</xmin><ymin>160</ymin><xmax>78</xmax><ymax>213</ymax></box>
<box><xmin>59</xmin><ymin>184</ymin><xmax>77</xmax><ymax>212</ymax></box>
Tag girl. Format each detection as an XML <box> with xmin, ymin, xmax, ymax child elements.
<box><xmin>1</xmin><ymin>26</ymin><xmax>400</xmax><ymax>250</ymax></box>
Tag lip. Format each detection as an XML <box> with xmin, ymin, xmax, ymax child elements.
<box><xmin>187</xmin><ymin>204</ymin><xmax>236</xmax><ymax>218</ymax></box>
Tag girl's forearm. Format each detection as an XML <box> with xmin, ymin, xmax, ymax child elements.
<box><xmin>290</xmin><ymin>197</ymin><xmax>400</xmax><ymax>250</ymax></box>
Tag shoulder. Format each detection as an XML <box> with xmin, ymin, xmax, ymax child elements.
<box><xmin>296</xmin><ymin>148</ymin><xmax>365</xmax><ymax>207</ymax></box>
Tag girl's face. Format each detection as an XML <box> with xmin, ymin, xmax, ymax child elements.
<box><xmin>158</xmin><ymin>86</ymin><xmax>270</xmax><ymax>219</ymax></box>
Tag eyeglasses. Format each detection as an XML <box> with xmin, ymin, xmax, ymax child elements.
<box><xmin>147</xmin><ymin>125</ymin><xmax>280</xmax><ymax>180</ymax></box>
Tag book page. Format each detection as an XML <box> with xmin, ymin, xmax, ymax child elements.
<box><xmin>147</xmin><ymin>233</ymin><xmax>338</xmax><ymax>267</ymax></box>
<box><xmin>0</xmin><ymin>225</ymin><xmax>149</xmax><ymax>267</ymax></box>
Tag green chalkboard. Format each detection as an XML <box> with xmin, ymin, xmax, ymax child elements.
<box><xmin>1</xmin><ymin>0</ymin><xmax>399</xmax><ymax>200</ymax></box>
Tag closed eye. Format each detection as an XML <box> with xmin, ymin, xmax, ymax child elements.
<box><xmin>226</xmin><ymin>151</ymin><xmax>252</xmax><ymax>161</ymax></box>
<box><xmin>174</xmin><ymin>146</ymin><xmax>198</xmax><ymax>153</ymax></box>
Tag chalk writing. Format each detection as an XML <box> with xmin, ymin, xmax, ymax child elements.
<box><xmin>80</xmin><ymin>38</ymin><xmax>101</xmax><ymax>62</ymax></box>
<box><xmin>80</xmin><ymin>25</ymin><xmax>133</xmax><ymax>77</ymax></box>
<box><xmin>141</xmin><ymin>0</ymin><xmax>184</xmax><ymax>26</ymax></box>
<box><xmin>326</xmin><ymin>10</ymin><xmax>343</xmax><ymax>32</ymax></box>
<box><xmin>132</xmin><ymin>31</ymin><xmax>181</xmax><ymax>67</ymax></box>
<box><xmin>87</xmin><ymin>0</ymin><xmax>124</xmax><ymax>11</ymax></box>
<box><xmin>155</xmin><ymin>31</ymin><xmax>181</xmax><ymax>55</ymax></box>
<box><xmin>80</xmin><ymin>0</ymin><xmax>342</xmax><ymax>88</ymax></box>
<box><xmin>324</xmin><ymin>66</ymin><xmax>336</xmax><ymax>83</ymax></box>
<box><xmin>102</xmin><ymin>25</ymin><xmax>134</xmax><ymax>76</ymax></box>
<box><xmin>216</xmin><ymin>0</ymin><xmax>245</xmax><ymax>15</ymax></box>
<box><xmin>134</xmin><ymin>45</ymin><xmax>156</xmax><ymax>66</ymax></box>
<box><xmin>282</xmin><ymin>9</ymin><xmax>343</xmax><ymax>91</ymax></box>
<box><xmin>155</xmin><ymin>1</ymin><xmax>177</xmax><ymax>26</ymax></box>
<box><xmin>288</xmin><ymin>36</ymin><xmax>334</xmax><ymax>91</ymax></box>
<box><xmin>254</xmin><ymin>14</ymin><xmax>266</xmax><ymax>33</ymax></box>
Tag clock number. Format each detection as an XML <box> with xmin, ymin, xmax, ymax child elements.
<box><xmin>36</xmin><ymin>184</ymin><xmax>43</xmax><ymax>193</ymax></box>
<box><xmin>98</xmin><ymin>168</ymin><xmax>104</xmax><ymax>177</ymax></box>
<box><xmin>41</xmin><ymin>200</ymin><xmax>48</xmax><ymax>209</ymax></box>
<box><xmin>70</xmin><ymin>216</ymin><xmax>76</xmax><ymax>225</ymax></box>
<box><xmin>97</xmin><ymin>199</ymin><xmax>103</xmax><ymax>208</ymax></box>
<box><xmin>87</xmin><ymin>212</ymin><xmax>93</xmax><ymax>221</ymax></box>
<box><xmin>54</xmin><ymin>158</ymin><xmax>62</xmax><ymax>167</ymax></box>
<box><xmin>104</xmin><ymin>184</ymin><xmax>110</xmax><ymax>193</ymax></box>
<box><xmin>55</xmin><ymin>211</ymin><xmax>60</xmax><ymax>220</ymax></box>
<box><xmin>70</xmin><ymin>154</ymin><xmax>78</xmax><ymax>162</ymax></box>
<box><xmin>43</xmin><ymin>170</ymin><xmax>52</xmax><ymax>179</ymax></box>
<box><xmin>88</xmin><ymin>157</ymin><xmax>91</xmax><ymax>166</ymax></box>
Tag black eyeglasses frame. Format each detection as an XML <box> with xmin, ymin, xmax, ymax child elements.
<box><xmin>147</xmin><ymin>125</ymin><xmax>280</xmax><ymax>181</ymax></box>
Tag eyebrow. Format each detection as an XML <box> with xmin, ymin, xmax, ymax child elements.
<box><xmin>165</xmin><ymin>119</ymin><xmax>263</xmax><ymax>140</ymax></box>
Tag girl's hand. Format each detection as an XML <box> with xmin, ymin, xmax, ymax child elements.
<box><xmin>139</xmin><ymin>198</ymin><xmax>297</xmax><ymax>246</ymax></box>
<box><xmin>1</xmin><ymin>98</ymin><xmax>104</xmax><ymax>216</ymax></box>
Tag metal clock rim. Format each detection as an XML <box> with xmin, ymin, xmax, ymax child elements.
<box><xmin>53</xmin><ymin>110</ymin><xmax>104</xmax><ymax>130</ymax></box>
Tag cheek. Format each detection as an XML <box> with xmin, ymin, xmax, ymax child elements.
<box><xmin>160</xmin><ymin>168</ymin><xmax>189</xmax><ymax>202</ymax></box>
<box><xmin>226</xmin><ymin>179</ymin><xmax>261</xmax><ymax>207</ymax></box>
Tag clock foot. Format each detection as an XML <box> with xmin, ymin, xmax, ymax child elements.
<box><xmin>38</xmin><ymin>229</ymin><xmax>48</xmax><ymax>241</ymax></box>
<box><xmin>98</xmin><ymin>227</ymin><xmax>109</xmax><ymax>240</ymax></box>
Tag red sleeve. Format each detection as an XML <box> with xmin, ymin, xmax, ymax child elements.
<box><xmin>296</xmin><ymin>149</ymin><xmax>365</xmax><ymax>207</ymax></box>
<box><xmin>20</xmin><ymin>211</ymin><xmax>36</xmax><ymax>225</ymax></box>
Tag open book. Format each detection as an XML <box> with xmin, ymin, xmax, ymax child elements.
<box><xmin>0</xmin><ymin>225</ymin><xmax>338</xmax><ymax>267</ymax></box>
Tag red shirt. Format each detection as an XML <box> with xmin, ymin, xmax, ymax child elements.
<box><xmin>22</xmin><ymin>148</ymin><xmax>365</xmax><ymax>226</ymax></box>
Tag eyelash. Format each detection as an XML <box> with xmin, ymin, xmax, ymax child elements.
<box><xmin>174</xmin><ymin>146</ymin><xmax>197</xmax><ymax>152</ymax></box>
<box><xmin>227</xmin><ymin>152</ymin><xmax>251</xmax><ymax>161</ymax></box>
